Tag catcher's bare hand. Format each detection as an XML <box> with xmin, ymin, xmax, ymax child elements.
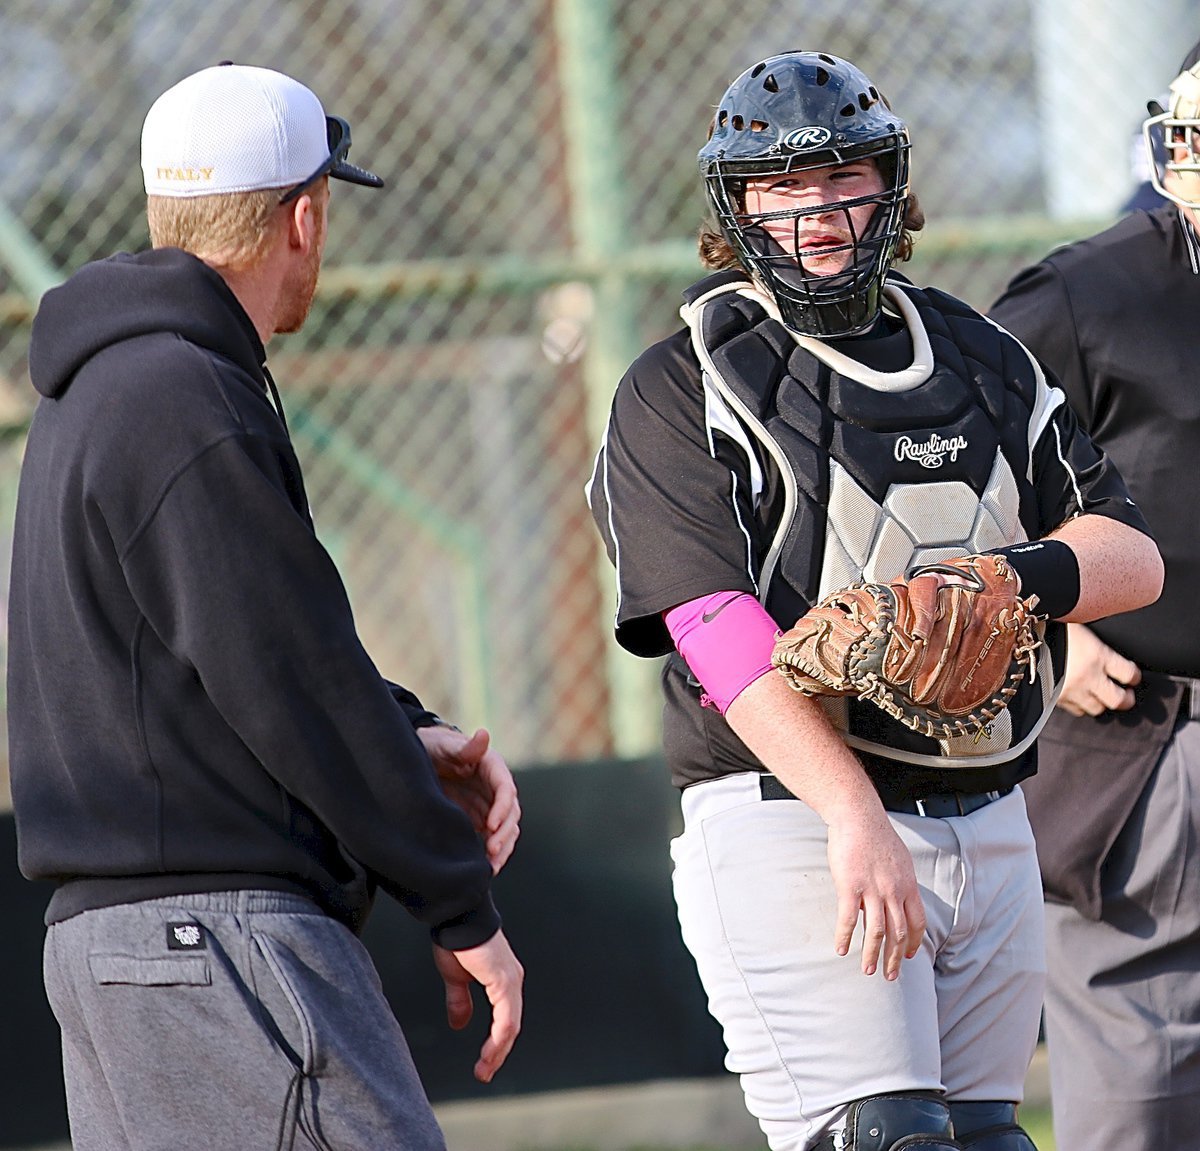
<box><xmin>1057</xmin><ymin>622</ymin><xmax>1140</xmax><ymax>716</ymax></box>
<box><xmin>432</xmin><ymin>929</ymin><xmax>524</xmax><ymax>1083</ymax></box>
<box><xmin>418</xmin><ymin>725</ymin><xmax>520</xmax><ymax>873</ymax></box>
<box><xmin>826</xmin><ymin>806</ymin><xmax>926</xmax><ymax>979</ymax></box>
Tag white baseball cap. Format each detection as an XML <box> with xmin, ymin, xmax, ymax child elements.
<box><xmin>141</xmin><ymin>63</ymin><xmax>383</xmax><ymax>200</ymax></box>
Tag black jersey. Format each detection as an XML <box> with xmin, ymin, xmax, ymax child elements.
<box><xmin>991</xmin><ymin>206</ymin><xmax>1200</xmax><ymax>677</ymax></box>
<box><xmin>589</xmin><ymin>271</ymin><xmax>1150</xmax><ymax>793</ymax></box>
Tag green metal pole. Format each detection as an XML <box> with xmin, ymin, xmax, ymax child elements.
<box><xmin>0</xmin><ymin>198</ymin><xmax>61</xmax><ymax>302</ymax></box>
<box><xmin>288</xmin><ymin>407</ymin><xmax>495</xmax><ymax>728</ymax></box>
<box><xmin>553</xmin><ymin>0</ymin><xmax>661</xmax><ymax>759</ymax></box>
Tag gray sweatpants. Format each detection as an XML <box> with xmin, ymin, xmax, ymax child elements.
<box><xmin>43</xmin><ymin>890</ymin><xmax>445</xmax><ymax>1151</ymax></box>
<box><xmin>1042</xmin><ymin>714</ymin><xmax>1200</xmax><ymax>1150</ymax></box>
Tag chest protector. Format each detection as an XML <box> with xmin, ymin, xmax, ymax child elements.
<box><xmin>681</xmin><ymin>271</ymin><xmax>1064</xmax><ymax>768</ymax></box>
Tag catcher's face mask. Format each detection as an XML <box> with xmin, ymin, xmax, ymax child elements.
<box><xmin>699</xmin><ymin>51</ymin><xmax>911</xmax><ymax>338</ymax></box>
<box><xmin>740</xmin><ymin>160</ymin><xmax>886</xmax><ymax>275</ymax></box>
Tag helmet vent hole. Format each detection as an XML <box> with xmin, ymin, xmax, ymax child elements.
<box><xmin>763</xmin><ymin>72</ymin><xmax>779</xmax><ymax>93</ymax></box>
<box><xmin>818</xmin><ymin>53</ymin><xmax>838</xmax><ymax>66</ymax></box>
<box><xmin>750</xmin><ymin>119</ymin><xmax>769</xmax><ymax>131</ymax></box>
<box><xmin>869</xmin><ymin>86</ymin><xmax>879</xmax><ymax>100</ymax></box>
<box><xmin>750</xmin><ymin>62</ymin><xmax>767</xmax><ymax>77</ymax></box>
<box><xmin>718</xmin><ymin>109</ymin><xmax>728</xmax><ymax>128</ymax></box>
<box><xmin>815</xmin><ymin>67</ymin><xmax>830</xmax><ymax>86</ymax></box>
<box><xmin>840</xmin><ymin>103</ymin><xmax>856</xmax><ymax>117</ymax></box>
<box><xmin>732</xmin><ymin>115</ymin><xmax>745</xmax><ymax>130</ymax></box>
<box><xmin>858</xmin><ymin>93</ymin><xmax>874</xmax><ymax>111</ymax></box>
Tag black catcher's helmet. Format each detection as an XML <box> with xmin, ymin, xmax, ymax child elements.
<box><xmin>698</xmin><ymin>52</ymin><xmax>911</xmax><ymax>337</ymax></box>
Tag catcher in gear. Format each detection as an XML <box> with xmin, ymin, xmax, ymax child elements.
<box><xmin>588</xmin><ymin>50</ymin><xmax>1162</xmax><ymax>1151</ymax></box>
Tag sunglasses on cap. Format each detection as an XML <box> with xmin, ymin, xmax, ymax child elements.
<box><xmin>279</xmin><ymin>116</ymin><xmax>384</xmax><ymax>204</ymax></box>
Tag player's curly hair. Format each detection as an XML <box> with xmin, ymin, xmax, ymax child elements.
<box><xmin>697</xmin><ymin>191</ymin><xmax>926</xmax><ymax>271</ymax></box>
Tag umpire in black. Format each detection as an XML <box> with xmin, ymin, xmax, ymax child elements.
<box><xmin>989</xmin><ymin>43</ymin><xmax>1200</xmax><ymax>1151</ymax></box>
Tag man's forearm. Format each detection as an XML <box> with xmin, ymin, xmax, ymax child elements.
<box><xmin>1048</xmin><ymin>514</ymin><xmax>1163</xmax><ymax>622</ymax></box>
<box><xmin>724</xmin><ymin>669</ymin><xmax>885</xmax><ymax>826</ymax></box>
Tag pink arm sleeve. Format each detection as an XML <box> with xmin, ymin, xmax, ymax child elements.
<box><xmin>663</xmin><ymin>591</ymin><xmax>780</xmax><ymax>714</ymax></box>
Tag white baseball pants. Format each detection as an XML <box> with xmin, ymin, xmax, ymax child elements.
<box><xmin>670</xmin><ymin>774</ymin><xmax>1045</xmax><ymax>1151</ymax></box>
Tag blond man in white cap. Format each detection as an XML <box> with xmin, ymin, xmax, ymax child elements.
<box><xmin>9</xmin><ymin>63</ymin><xmax>522</xmax><ymax>1150</ymax></box>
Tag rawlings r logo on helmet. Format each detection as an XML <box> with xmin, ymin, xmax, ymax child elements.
<box><xmin>782</xmin><ymin>126</ymin><xmax>832</xmax><ymax>150</ymax></box>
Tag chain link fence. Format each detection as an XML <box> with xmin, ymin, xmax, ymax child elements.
<box><xmin>0</xmin><ymin>0</ymin><xmax>1196</xmax><ymax>802</ymax></box>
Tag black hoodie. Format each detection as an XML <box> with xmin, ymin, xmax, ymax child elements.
<box><xmin>8</xmin><ymin>247</ymin><xmax>499</xmax><ymax>947</ymax></box>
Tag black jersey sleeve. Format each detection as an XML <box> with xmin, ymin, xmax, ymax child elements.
<box><xmin>587</xmin><ymin>328</ymin><xmax>764</xmax><ymax>657</ymax></box>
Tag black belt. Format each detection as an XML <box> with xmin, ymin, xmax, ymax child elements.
<box><xmin>759</xmin><ymin>773</ymin><xmax>1013</xmax><ymax>818</ymax></box>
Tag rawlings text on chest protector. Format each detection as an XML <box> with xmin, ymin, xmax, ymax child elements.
<box><xmin>681</xmin><ymin>274</ymin><xmax>1063</xmax><ymax>768</ymax></box>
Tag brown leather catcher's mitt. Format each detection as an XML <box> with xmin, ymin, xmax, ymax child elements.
<box><xmin>771</xmin><ymin>553</ymin><xmax>1045</xmax><ymax>739</ymax></box>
